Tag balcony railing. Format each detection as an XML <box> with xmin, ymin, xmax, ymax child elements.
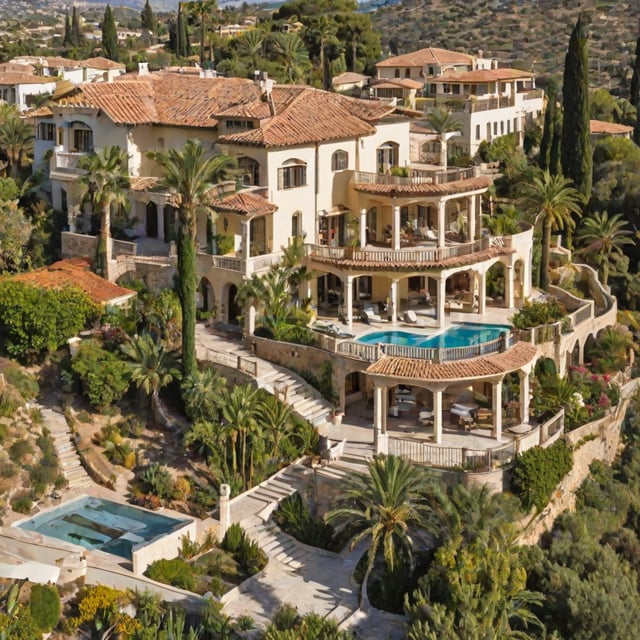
<box><xmin>354</xmin><ymin>167</ymin><xmax>475</xmax><ymax>186</ymax></box>
<box><xmin>200</xmin><ymin>251</ymin><xmax>283</xmax><ymax>275</ymax></box>
<box><xmin>51</xmin><ymin>151</ymin><xmax>91</xmax><ymax>174</ymax></box>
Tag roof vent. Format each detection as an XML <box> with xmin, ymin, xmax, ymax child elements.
<box><xmin>138</xmin><ymin>62</ymin><xmax>149</xmax><ymax>76</ymax></box>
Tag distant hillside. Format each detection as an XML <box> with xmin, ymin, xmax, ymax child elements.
<box><xmin>371</xmin><ymin>0</ymin><xmax>640</xmax><ymax>94</ymax></box>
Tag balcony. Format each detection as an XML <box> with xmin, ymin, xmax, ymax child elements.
<box><xmin>354</xmin><ymin>167</ymin><xmax>476</xmax><ymax>186</ymax></box>
<box><xmin>50</xmin><ymin>150</ymin><xmax>91</xmax><ymax>179</ymax></box>
<box><xmin>198</xmin><ymin>250</ymin><xmax>283</xmax><ymax>275</ymax></box>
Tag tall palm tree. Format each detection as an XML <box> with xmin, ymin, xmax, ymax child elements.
<box><xmin>183</xmin><ymin>0</ymin><xmax>218</xmax><ymax>66</ymax></box>
<box><xmin>148</xmin><ymin>140</ymin><xmax>235</xmax><ymax>381</ymax></box>
<box><xmin>272</xmin><ymin>32</ymin><xmax>310</xmax><ymax>84</ymax></box>
<box><xmin>259</xmin><ymin>394</ymin><xmax>294</xmax><ymax>458</ymax></box>
<box><xmin>327</xmin><ymin>455</ymin><xmax>437</xmax><ymax>601</ymax></box>
<box><xmin>181</xmin><ymin>366</ymin><xmax>227</xmax><ymax>422</ymax></box>
<box><xmin>576</xmin><ymin>211</ymin><xmax>635</xmax><ymax>286</ymax></box>
<box><xmin>425</xmin><ymin>108</ymin><xmax>462</xmax><ymax>170</ymax></box>
<box><xmin>120</xmin><ymin>332</ymin><xmax>181</xmax><ymax>417</ymax></box>
<box><xmin>307</xmin><ymin>15</ymin><xmax>338</xmax><ymax>91</ymax></box>
<box><xmin>77</xmin><ymin>146</ymin><xmax>130</xmax><ymax>277</ymax></box>
<box><xmin>237</xmin><ymin>29</ymin><xmax>267</xmax><ymax>71</ymax></box>
<box><xmin>0</xmin><ymin>114</ymin><xmax>34</xmax><ymax>179</ymax></box>
<box><xmin>518</xmin><ymin>170</ymin><xmax>584</xmax><ymax>291</ymax></box>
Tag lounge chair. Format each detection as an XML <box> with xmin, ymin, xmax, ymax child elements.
<box><xmin>403</xmin><ymin>310</ymin><xmax>428</xmax><ymax>327</ymax></box>
<box><xmin>361</xmin><ymin>308</ymin><xmax>382</xmax><ymax>323</ymax></box>
<box><xmin>425</xmin><ymin>228</ymin><xmax>438</xmax><ymax>241</ymax></box>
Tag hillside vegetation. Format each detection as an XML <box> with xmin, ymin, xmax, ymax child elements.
<box><xmin>372</xmin><ymin>0</ymin><xmax>639</xmax><ymax>93</ymax></box>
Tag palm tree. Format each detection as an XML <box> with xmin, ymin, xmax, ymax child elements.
<box><xmin>237</xmin><ymin>29</ymin><xmax>268</xmax><ymax>71</ymax></box>
<box><xmin>0</xmin><ymin>114</ymin><xmax>34</xmax><ymax>178</ymax></box>
<box><xmin>148</xmin><ymin>140</ymin><xmax>236</xmax><ymax>381</ymax></box>
<box><xmin>183</xmin><ymin>0</ymin><xmax>218</xmax><ymax>66</ymax></box>
<box><xmin>120</xmin><ymin>332</ymin><xmax>181</xmax><ymax>418</ymax></box>
<box><xmin>518</xmin><ymin>170</ymin><xmax>584</xmax><ymax>291</ymax></box>
<box><xmin>307</xmin><ymin>15</ymin><xmax>338</xmax><ymax>91</ymax></box>
<box><xmin>259</xmin><ymin>394</ymin><xmax>294</xmax><ymax>458</ymax></box>
<box><xmin>576</xmin><ymin>211</ymin><xmax>634</xmax><ymax>286</ymax></box>
<box><xmin>272</xmin><ymin>32</ymin><xmax>310</xmax><ymax>84</ymax></box>
<box><xmin>327</xmin><ymin>455</ymin><xmax>437</xmax><ymax>601</ymax></box>
<box><xmin>77</xmin><ymin>146</ymin><xmax>130</xmax><ymax>277</ymax></box>
<box><xmin>425</xmin><ymin>108</ymin><xmax>462</xmax><ymax>170</ymax></box>
<box><xmin>181</xmin><ymin>366</ymin><xmax>227</xmax><ymax>422</ymax></box>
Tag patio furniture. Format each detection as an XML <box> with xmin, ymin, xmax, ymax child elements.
<box><xmin>418</xmin><ymin>409</ymin><xmax>434</xmax><ymax>427</ymax></box>
<box><xmin>476</xmin><ymin>407</ymin><xmax>493</xmax><ymax>424</ymax></box>
<box><xmin>321</xmin><ymin>438</ymin><xmax>346</xmax><ymax>463</ymax></box>
<box><xmin>451</xmin><ymin>402</ymin><xmax>479</xmax><ymax>430</ymax></box>
<box><xmin>361</xmin><ymin>307</ymin><xmax>382</xmax><ymax>323</ymax></box>
<box><xmin>389</xmin><ymin>400</ymin><xmax>416</xmax><ymax>417</ymax></box>
<box><xmin>403</xmin><ymin>310</ymin><xmax>428</xmax><ymax>327</ymax></box>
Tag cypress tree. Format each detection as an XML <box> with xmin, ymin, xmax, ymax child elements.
<box><xmin>71</xmin><ymin>6</ymin><xmax>82</xmax><ymax>47</ymax></box>
<box><xmin>549</xmin><ymin>110</ymin><xmax>562</xmax><ymax>177</ymax></box>
<box><xmin>177</xmin><ymin>5</ymin><xmax>190</xmax><ymax>58</ymax></box>
<box><xmin>631</xmin><ymin>35</ymin><xmax>640</xmax><ymax>145</ymax></box>
<box><xmin>63</xmin><ymin>10</ymin><xmax>72</xmax><ymax>46</ymax></box>
<box><xmin>101</xmin><ymin>4</ymin><xmax>119</xmax><ymax>62</ymax></box>
<box><xmin>141</xmin><ymin>0</ymin><xmax>156</xmax><ymax>33</ymax></box>
<box><xmin>561</xmin><ymin>14</ymin><xmax>592</xmax><ymax>204</ymax></box>
<box><xmin>539</xmin><ymin>77</ymin><xmax>557</xmax><ymax>171</ymax></box>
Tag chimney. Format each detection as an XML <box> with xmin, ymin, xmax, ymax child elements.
<box><xmin>138</xmin><ymin>62</ymin><xmax>149</xmax><ymax>76</ymax></box>
<box><xmin>258</xmin><ymin>71</ymin><xmax>276</xmax><ymax>116</ymax></box>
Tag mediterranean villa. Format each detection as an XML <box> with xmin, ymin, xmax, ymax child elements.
<box><xmin>27</xmin><ymin>65</ymin><xmax>615</xmax><ymax>470</ymax></box>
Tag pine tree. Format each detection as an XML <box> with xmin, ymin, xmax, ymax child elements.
<box><xmin>62</xmin><ymin>10</ymin><xmax>72</xmax><ymax>46</ymax></box>
<box><xmin>539</xmin><ymin>77</ymin><xmax>557</xmax><ymax>171</ymax></box>
<box><xmin>631</xmin><ymin>35</ymin><xmax>640</xmax><ymax>146</ymax></box>
<box><xmin>71</xmin><ymin>6</ymin><xmax>82</xmax><ymax>47</ymax></box>
<box><xmin>141</xmin><ymin>0</ymin><xmax>156</xmax><ymax>33</ymax></box>
<box><xmin>101</xmin><ymin>4</ymin><xmax>119</xmax><ymax>62</ymax></box>
<box><xmin>561</xmin><ymin>14</ymin><xmax>592</xmax><ymax>205</ymax></box>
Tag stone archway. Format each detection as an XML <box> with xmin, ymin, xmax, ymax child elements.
<box><xmin>486</xmin><ymin>262</ymin><xmax>506</xmax><ymax>306</ymax></box>
<box><xmin>146</xmin><ymin>202</ymin><xmax>158</xmax><ymax>238</ymax></box>
<box><xmin>197</xmin><ymin>277</ymin><xmax>215</xmax><ymax>316</ymax></box>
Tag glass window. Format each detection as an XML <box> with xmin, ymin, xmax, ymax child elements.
<box><xmin>278</xmin><ymin>159</ymin><xmax>307</xmax><ymax>190</ymax></box>
<box><xmin>376</xmin><ymin>142</ymin><xmax>399</xmax><ymax>173</ymax></box>
<box><xmin>331</xmin><ymin>150</ymin><xmax>348</xmax><ymax>172</ymax></box>
<box><xmin>73</xmin><ymin>128</ymin><xmax>93</xmax><ymax>152</ymax></box>
<box><xmin>38</xmin><ymin>122</ymin><xmax>55</xmax><ymax>141</ymax></box>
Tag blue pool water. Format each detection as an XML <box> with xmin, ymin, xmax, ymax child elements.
<box><xmin>357</xmin><ymin>323</ymin><xmax>511</xmax><ymax>349</ymax></box>
<box><xmin>17</xmin><ymin>497</ymin><xmax>190</xmax><ymax>560</ymax></box>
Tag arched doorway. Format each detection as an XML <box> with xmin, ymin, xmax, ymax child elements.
<box><xmin>228</xmin><ymin>284</ymin><xmax>241</xmax><ymax>325</ymax></box>
<box><xmin>486</xmin><ymin>262</ymin><xmax>506</xmax><ymax>306</ymax></box>
<box><xmin>197</xmin><ymin>278</ymin><xmax>215</xmax><ymax>315</ymax></box>
<box><xmin>146</xmin><ymin>202</ymin><xmax>158</xmax><ymax>238</ymax></box>
<box><xmin>163</xmin><ymin>205</ymin><xmax>176</xmax><ymax>243</ymax></box>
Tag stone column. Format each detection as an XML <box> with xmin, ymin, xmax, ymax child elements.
<box><xmin>360</xmin><ymin>208</ymin><xmax>367</xmax><ymax>248</ymax></box>
<box><xmin>389</xmin><ymin>279</ymin><xmax>399</xmax><ymax>323</ymax></box>
<box><xmin>468</xmin><ymin>194</ymin><xmax>476</xmax><ymax>241</ymax></box>
<box><xmin>241</xmin><ymin>220</ymin><xmax>251</xmax><ymax>276</ymax></box>
<box><xmin>478</xmin><ymin>270</ymin><xmax>487</xmax><ymax>315</ymax></box>
<box><xmin>373</xmin><ymin>383</ymin><xmax>384</xmax><ymax>450</ymax></box>
<box><xmin>433</xmin><ymin>388</ymin><xmax>443</xmax><ymax>444</ymax></box>
<box><xmin>345</xmin><ymin>275</ymin><xmax>354</xmax><ymax>330</ymax></box>
<box><xmin>218</xmin><ymin>483</ymin><xmax>231</xmax><ymax>542</ymax></box>
<box><xmin>505</xmin><ymin>265</ymin><xmax>514</xmax><ymax>309</ymax></box>
<box><xmin>437</xmin><ymin>200</ymin><xmax>446</xmax><ymax>248</ymax></box>
<box><xmin>492</xmin><ymin>379</ymin><xmax>503</xmax><ymax>441</ymax></box>
<box><xmin>245</xmin><ymin>305</ymin><xmax>256</xmax><ymax>340</ymax></box>
<box><xmin>437</xmin><ymin>276</ymin><xmax>447</xmax><ymax>329</ymax></box>
<box><xmin>393</xmin><ymin>200</ymin><xmax>401</xmax><ymax>251</ymax></box>
<box><xmin>519</xmin><ymin>371</ymin><xmax>530</xmax><ymax>424</ymax></box>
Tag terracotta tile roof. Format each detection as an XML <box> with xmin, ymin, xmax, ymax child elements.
<box><xmin>0</xmin><ymin>72</ymin><xmax>53</xmax><ymax>85</ymax></box>
<box><xmin>51</xmin><ymin>79</ymin><xmax>76</xmax><ymax>100</ymax></box>
<box><xmin>0</xmin><ymin>62</ymin><xmax>35</xmax><ymax>74</ymax></box>
<box><xmin>366</xmin><ymin>341</ymin><xmax>538</xmax><ymax>382</ymax></box>
<box><xmin>23</xmin><ymin>106</ymin><xmax>53</xmax><ymax>118</ymax></box>
<box><xmin>590</xmin><ymin>119</ymin><xmax>633</xmax><ymax>135</ymax></box>
<box><xmin>436</xmin><ymin>68</ymin><xmax>535</xmax><ymax>83</ymax></box>
<box><xmin>354</xmin><ymin>175</ymin><xmax>491</xmax><ymax>197</ymax></box>
<box><xmin>14</xmin><ymin>56</ymin><xmax>78</xmax><ymax>68</ymax></box>
<box><xmin>80</xmin><ymin>57</ymin><xmax>126</xmax><ymax>70</ymax></box>
<box><xmin>333</xmin><ymin>72</ymin><xmax>370</xmax><ymax>86</ymax></box>
<box><xmin>211</xmin><ymin>191</ymin><xmax>277</xmax><ymax>217</ymax></box>
<box><xmin>370</xmin><ymin>77</ymin><xmax>424</xmax><ymax>90</ymax></box>
<box><xmin>217</xmin><ymin>87</ymin><xmax>393</xmax><ymax>147</ymax></box>
<box><xmin>12</xmin><ymin>258</ymin><xmax>136</xmax><ymax>305</ymax></box>
<box><xmin>376</xmin><ymin>47</ymin><xmax>474</xmax><ymax>68</ymax></box>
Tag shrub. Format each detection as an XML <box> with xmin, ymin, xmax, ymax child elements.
<box><xmin>512</xmin><ymin>439</ymin><xmax>573</xmax><ymax>511</ymax></box>
<box><xmin>221</xmin><ymin>523</ymin><xmax>267</xmax><ymax>576</ymax></box>
<box><xmin>145</xmin><ymin>558</ymin><xmax>196</xmax><ymax>592</ymax></box>
<box><xmin>29</xmin><ymin>584</ymin><xmax>61</xmax><ymax>632</ymax></box>
<box><xmin>0</xmin><ymin>462</ymin><xmax>16</xmax><ymax>478</ymax></box>
<box><xmin>511</xmin><ymin>297</ymin><xmax>567</xmax><ymax>330</ymax></box>
<box><xmin>272</xmin><ymin>324</ymin><xmax>317</xmax><ymax>346</ymax></box>
<box><xmin>3</xmin><ymin>366</ymin><xmax>39</xmax><ymax>400</ymax></box>
<box><xmin>8</xmin><ymin>439</ymin><xmax>33</xmax><ymax>463</ymax></box>
<box><xmin>11</xmin><ymin>494</ymin><xmax>32</xmax><ymax>514</ymax></box>
<box><xmin>179</xmin><ymin>533</ymin><xmax>201</xmax><ymax>560</ymax></box>
<box><xmin>140</xmin><ymin>463</ymin><xmax>175</xmax><ymax>501</ymax></box>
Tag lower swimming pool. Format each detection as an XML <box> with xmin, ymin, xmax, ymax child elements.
<box><xmin>17</xmin><ymin>496</ymin><xmax>190</xmax><ymax>560</ymax></box>
<box><xmin>357</xmin><ymin>323</ymin><xmax>511</xmax><ymax>349</ymax></box>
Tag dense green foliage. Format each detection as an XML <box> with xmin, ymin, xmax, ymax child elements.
<box><xmin>512</xmin><ymin>439</ymin><xmax>574</xmax><ymax>511</ymax></box>
<box><xmin>101</xmin><ymin>4</ymin><xmax>119</xmax><ymax>61</ymax></box>
<box><xmin>511</xmin><ymin>297</ymin><xmax>567</xmax><ymax>330</ymax></box>
<box><xmin>28</xmin><ymin>584</ymin><xmax>61</xmax><ymax>632</ymax></box>
<box><xmin>145</xmin><ymin>557</ymin><xmax>196</xmax><ymax>592</ymax></box>
<box><xmin>221</xmin><ymin>523</ymin><xmax>268</xmax><ymax>576</ymax></box>
<box><xmin>0</xmin><ymin>281</ymin><xmax>100</xmax><ymax>363</ymax></box>
<box><xmin>264</xmin><ymin>606</ymin><xmax>352</xmax><ymax>639</ymax></box>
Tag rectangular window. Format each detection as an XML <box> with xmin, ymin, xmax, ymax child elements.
<box><xmin>38</xmin><ymin>122</ymin><xmax>55</xmax><ymax>141</ymax></box>
<box><xmin>475</xmin><ymin>124</ymin><xmax>480</xmax><ymax>140</ymax></box>
<box><xmin>507</xmin><ymin>120</ymin><xmax>511</xmax><ymax>134</ymax></box>
<box><xmin>500</xmin><ymin>121</ymin><xmax>504</xmax><ymax>135</ymax></box>
<box><xmin>277</xmin><ymin>165</ymin><xmax>306</xmax><ymax>190</ymax></box>
<box><xmin>493</xmin><ymin>122</ymin><xmax>498</xmax><ymax>136</ymax></box>
<box><xmin>73</xmin><ymin>129</ymin><xmax>93</xmax><ymax>152</ymax></box>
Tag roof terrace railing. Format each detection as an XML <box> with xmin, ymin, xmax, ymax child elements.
<box><xmin>354</xmin><ymin>167</ymin><xmax>475</xmax><ymax>186</ymax></box>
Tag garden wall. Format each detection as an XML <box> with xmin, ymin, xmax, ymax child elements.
<box><xmin>130</xmin><ymin>262</ymin><xmax>177</xmax><ymax>290</ymax></box>
<box><xmin>132</xmin><ymin>518</ymin><xmax>197</xmax><ymax>576</ymax></box>
<box><xmin>61</xmin><ymin>231</ymin><xmax>98</xmax><ymax>259</ymax></box>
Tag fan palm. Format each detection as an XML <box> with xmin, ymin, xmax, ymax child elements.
<box><xmin>120</xmin><ymin>332</ymin><xmax>181</xmax><ymax>416</ymax></box>
<box><xmin>518</xmin><ymin>170</ymin><xmax>584</xmax><ymax>290</ymax></box>
<box><xmin>259</xmin><ymin>394</ymin><xmax>294</xmax><ymax>458</ymax></box>
<box><xmin>327</xmin><ymin>455</ymin><xmax>437</xmax><ymax>599</ymax></box>
<box><xmin>181</xmin><ymin>366</ymin><xmax>227</xmax><ymax>422</ymax></box>
<box><xmin>425</xmin><ymin>108</ymin><xmax>462</xmax><ymax>169</ymax></box>
<box><xmin>77</xmin><ymin>146</ymin><xmax>130</xmax><ymax>277</ymax></box>
<box><xmin>0</xmin><ymin>113</ymin><xmax>34</xmax><ymax>178</ymax></box>
<box><xmin>148</xmin><ymin>140</ymin><xmax>236</xmax><ymax>381</ymax></box>
<box><xmin>307</xmin><ymin>15</ymin><xmax>338</xmax><ymax>91</ymax></box>
<box><xmin>237</xmin><ymin>29</ymin><xmax>268</xmax><ymax>70</ymax></box>
<box><xmin>576</xmin><ymin>211</ymin><xmax>635</xmax><ymax>286</ymax></box>
<box><xmin>272</xmin><ymin>32</ymin><xmax>310</xmax><ymax>84</ymax></box>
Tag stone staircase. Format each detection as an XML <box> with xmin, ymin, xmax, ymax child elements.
<box><xmin>40</xmin><ymin>406</ymin><xmax>93</xmax><ymax>491</ymax></box>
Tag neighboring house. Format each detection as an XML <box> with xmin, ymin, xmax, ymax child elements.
<box><xmin>368</xmin><ymin>77</ymin><xmax>423</xmax><ymax>109</ymax></box>
<box><xmin>10</xmin><ymin>56</ymin><xmax>126</xmax><ymax>85</ymax></box>
<box><xmin>590</xmin><ymin>119</ymin><xmax>633</xmax><ymax>142</ymax></box>
<box><xmin>0</xmin><ymin>72</ymin><xmax>56</xmax><ymax>111</ymax></box>
<box><xmin>332</xmin><ymin>72</ymin><xmax>370</xmax><ymax>94</ymax></box>
<box><xmin>376</xmin><ymin>48</ymin><xmax>544</xmax><ymax>157</ymax></box>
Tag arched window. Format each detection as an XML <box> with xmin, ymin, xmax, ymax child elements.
<box><xmin>238</xmin><ymin>156</ymin><xmax>260</xmax><ymax>185</ymax></box>
<box><xmin>278</xmin><ymin>158</ymin><xmax>307</xmax><ymax>190</ymax></box>
<box><xmin>376</xmin><ymin>141</ymin><xmax>399</xmax><ymax>173</ymax></box>
<box><xmin>331</xmin><ymin>150</ymin><xmax>348</xmax><ymax>172</ymax></box>
<box><xmin>69</xmin><ymin>122</ymin><xmax>93</xmax><ymax>152</ymax></box>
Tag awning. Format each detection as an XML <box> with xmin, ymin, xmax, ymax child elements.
<box><xmin>321</xmin><ymin>204</ymin><xmax>351</xmax><ymax>218</ymax></box>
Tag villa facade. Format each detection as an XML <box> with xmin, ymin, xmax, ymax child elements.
<box><xmin>28</xmin><ymin>67</ymin><xmax>616</xmax><ymax>459</ymax></box>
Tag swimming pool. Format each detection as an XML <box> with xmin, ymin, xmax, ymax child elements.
<box><xmin>17</xmin><ymin>496</ymin><xmax>191</xmax><ymax>560</ymax></box>
<box><xmin>357</xmin><ymin>323</ymin><xmax>512</xmax><ymax>349</ymax></box>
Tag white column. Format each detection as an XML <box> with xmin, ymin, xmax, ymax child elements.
<box><xmin>523</xmin><ymin>250</ymin><xmax>532</xmax><ymax>298</ymax></box>
<box><xmin>389</xmin><ymin>279</ymin><xmax>399</xmax><ymax>323</ymax></box>
<box><xmin>393</xmin><ymin>201</ymin><xmax>401</xmax><ymax>251</ymax></box>
<box><xmin>360</xmin><ymin>208</ymin><xmax>367</xmax><ymax>248</ymax></box>
<box><xmin>345</xmin><ymin>275</ymin><xmax>354</xmax><ymax>331</ymax></box>
<box><xmin>373</xmin><ymin>383</ymin><xmax>383</xmax><ymax>450</ymax></box>
<box><xmin>519</xmin><ymin>371</ymin><xmax>530</xmax><ymax>424</ymax></box>
<box><xmin>478</xmin><ymin>271</ymin><xmax>487</xmax><ymax>315</ymax></box>
<box><xmin>241</xmin><ymin>220</ymin><xmax>251</xmax><ymax>276</ymax></box>
<box><xmin>468</xmin><ymin>195</ymin><xmax>476</xmax><ymax>241</ymax></box>
<box><xmin>492</xmin><ymin>380</ymin><xmax>503</xmax><ymax>441</ymax></box>
<box><xmin>504</xmin><ymin>265</ymin><xmax>514</xmax><ymax>309</ymax></box>
<box><xmin>433</xmin><ymin>388</ymin><xmax>443</xmax><ymax>444</ymax></box>
<box><xmin>218</xmin><ymin>483</ymin><xmax>231</xmax><ymax>542</ymax></box>
<box><xmin>246</xmin><ymin>305</ymin><xmax>256</xmax><ymax>338</ymax></box>
<box><xmin>437</xmin><ymin>276</ymin><xmax>446</xmax><ymax>329</ymax></box>
<box><xmin>437</xmin><ymin>200</ymin><xmax>446</xmax><ymax>248</ymax></box>
<box><xmin>157</xmin><ymin>202</ymin><xmax>165</xmax><ymax>242</ymax></box>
